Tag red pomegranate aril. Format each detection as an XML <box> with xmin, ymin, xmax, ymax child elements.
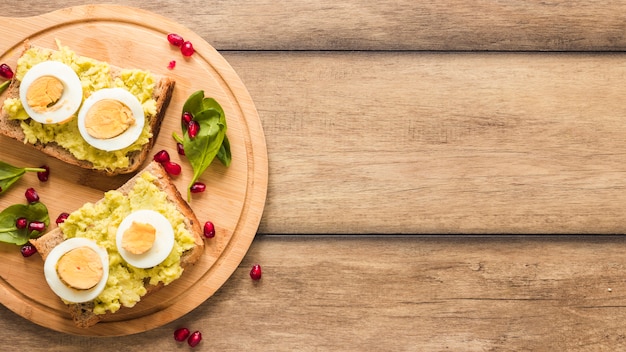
<box><xmin>203</xmin><ymin>221</ymin><xmax>215</xmax><ymax>238</ymax></box>
<box><xmin>187</xmin><ymin>331</ymin><xmax>202</xmax><ymax>347</ymax></box>
<box><xmin>167</xmin><ymin>33</ymin><xmax>185</xmax><ymax>47</ymax></box>
<box><xmin>181</xmin><ymin>41</ymin><xmax>195</xmax><ymax>57</ymax></box>
<box><xmin>167</xmin><ymin>60</ymin><xmax>176</xmax><ymax>70</ymax></box>
<box><xmin>163</xmin><ymin>161</ymin><xmax>181</xmax><ymax>176</ymax></box>
<box><xmin>173</xmin><ymin>327</ymin><xmax>190</xmax><ymax>342</ymax></box>
<box><xmin>37</xmin><ymin>165</ymin><xmax>50</xmax><ymax>182</ymax></box>
<box><xmin>0</xmin><ymin>63</ymin><xmax>13</xmax><ymax>79</ymax></box>
<box><xmin>56</xmin><ymin>212</ymin><xmax>70</xmax><ymax>225</ymax></box>
<box><xmin>182</xmin><ymin>111</ymin><xmax>193</xmax><ymax>126</ymax></box>
<box><xmin>188</xmin><ymin>120</ymin><xmax>200</xmax><ymax>139</ymax></box>
<box><xmin>20</xmin><ymin>243</ymin><xmax>37</xmax><ymax>257</ymax></box>
<box><xmin>15</xmin><ymin>217</ymin><xmax>27</xmax><ymax>229</ymax></box>
<box><xmin>25</xmin><ymin>188</ymin><xmax>39</xmax><ymax>203</ymax></box>
<box><xmin>190</xmin><ymin>182</ymin><xmax>206</xmax><ymax>194</ymax></box>
<box><xmin>153</xmin><ymin>149</ymin><xmax>170</xmax><ymax>163</ymax></box>
<box><xmin>176</xmin><ymin>142</ymin><xmax>185</xmax><ymax>156</ymax></box>
<box><xmin>28</xmin><ymin>221</ymin><xmax>45</xmax><ymax>233</ymax></box>
<box><xmin>250</xmin><ymin>264</ymin><xmax>262</xmax><ymax>280</ymax></box>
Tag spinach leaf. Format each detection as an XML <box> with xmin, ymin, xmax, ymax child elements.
<box><xmin>0</xmin><ymin>80</ymin><xmax>9</xmax><ymax>95</ymax></box>
<box><xmin>0</xmin><ymin>161</ymin><xmax>45</xmax><ymax>195</ymax></box>
<box><xmin>0</xmin><ymin>202</ymin><xmax>49</xmax><ymax>245</ymax></box>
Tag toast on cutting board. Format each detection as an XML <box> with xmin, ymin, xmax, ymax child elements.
<box><xmin>0</xmin><ymin>40</ymin><xmax>175</xmax><ymax>176</ymax></box>
<box><xmin>30</xmin><ymin>161</ymin><xmax>205</xmax><ymax>328</ymax></box>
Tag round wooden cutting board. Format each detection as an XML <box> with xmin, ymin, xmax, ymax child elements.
<box><xmin>0</xmin><ymin>5</ymin><xmax>267</xmax><ymax>336</ymax></box>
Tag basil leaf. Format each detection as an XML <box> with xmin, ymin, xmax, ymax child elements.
<box><xmin>0</xmin><ymin>202</ymin><xmax>50</xmax><ymax>245</ymax></box>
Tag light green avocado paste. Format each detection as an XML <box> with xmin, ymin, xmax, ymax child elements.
<box><xmin>59</xmin><ymin>172</ymin><xmax>197</xmax><ymax>315</ymax></box>
<box><xmin>2</xmin><ymin>43</ymin><xmax>158</xmax><ymax>171</ymax></box>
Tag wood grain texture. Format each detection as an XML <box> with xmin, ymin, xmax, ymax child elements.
<box><xmin>223</xmin><ymin>51</ymin><xmax>626</xmax><ymax>234</ymax></box>
<box><xmin>6</xmin><ymin>0</ymin><xmax>626</xmax><ymax>51</ymax></box>
<box><xmin>3</xmin><ymin>235</ymin><xmax>626</xmax><ymax>351</ymax></box>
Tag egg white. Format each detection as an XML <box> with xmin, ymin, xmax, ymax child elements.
<box><xmin>19</xmin><ymin>61</ymin><xmax>83</xmax><ymax>124</ymax></box>
<box><xmin>115</xmin><ymin>210</ymin><xmax>175</xmax><ymax>269</ymax></box>
<box><xmin>43</xmin><ymin>237</ymin><xmax>109</xmax><ymax>304</ymax></box>
<box><xmin>77</xmin><ymin>88</ymin><xmax>145</xmax><ymax>151</ymax></box>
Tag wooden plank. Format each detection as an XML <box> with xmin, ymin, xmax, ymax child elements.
<box><xmin>3</xmin><ymin>235</ymin><xmax>626</xmax><ymax>351</ymax></box>
<box><xmin>223</xmin><ymin>51</ymin><xmax>626</xmax><ymax>234</ymax></box>
<box><xmin>6</xmin><ymin>0</ymin><xmax>626</xmax><ymax>51</ymax></box>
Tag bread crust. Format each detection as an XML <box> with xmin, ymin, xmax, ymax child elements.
<box><xmin>0</xmin><ymin>42</ymin><xmax>175</xmax><ymax>176</ymax></box>
<box><xmin>30</xmin><ymin>161</ymin><xmax>204</xmax><ymax>328</ymax></box>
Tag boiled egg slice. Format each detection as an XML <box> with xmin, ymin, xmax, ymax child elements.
<box><xmin>115</xmin><ymin>210</ymin><xmax>175</xmax><ymax>269</ymax></box>
<box><xmin>19</xmin><ymin>61</ymin><xmax>83</xmax><ymax>124</ymax></box>
<box><xmin>77</xmin><ymin>88</ymin><xmax>145</xmax><ymax>151</ymax></box>
<box><xmin>43</xmin><ymin>237</ymin><xmax>109</xmax><ymax>304</ymax></box>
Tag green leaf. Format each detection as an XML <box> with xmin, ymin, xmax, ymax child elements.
<box><xmin>0</xmin><ymin>202</ymin><xmax>50</xmax><ymax>245</ymax></box>
<box><xmin>0</xmin><ymin>161</ymin><xmax>46</xmax><ymax>195</ymax></box>
<box><xmin>0</xmin><ymin>80</ymin><xmax>9</xmax><ymax>95</ymax></box>
<box><xmin>217</xmin><ymin>135</ymin><xmax>232</xmax><ymax>167</ymax></box>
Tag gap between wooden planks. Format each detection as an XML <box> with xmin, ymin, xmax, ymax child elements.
<box><xmin>224</xmin><ymin>51</ymin><xmax>626</xmax><ymax>235</ymax></box>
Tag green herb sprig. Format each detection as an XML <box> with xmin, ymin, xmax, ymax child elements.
<box><xmin>0</xmin><ymin>202</ymin><xmax>49</xmax><ymax>245</ymax></box>
<box><xmin>0</xmin><ymin>161</ymin><xmax>46</xmax><ymax>195</ymax></box>
<box><xmin>173</xmin><ymin>90</ymin><xmax>231</xmax><ymax>201</ymax></box>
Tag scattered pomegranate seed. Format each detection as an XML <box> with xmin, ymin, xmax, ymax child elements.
<box><xmin>176</xmin><ymin>142</ymin><xmax>185</xmax><ymax>156</ymax></box>
<box><xmin>15</xmin><ymin>217</ymin><xmax>27</xmax><ymax>229</ymax></box>
<box><xmin>56</xmin><ymin>212</ymin><xmax>70</xmax><ymax>225</ymax></box>
<box><xmin>167</xmin><ymin>33</ymin><xmax>185</xmax><ymax>47</ymax></box>
<box><xmin>153</xmin><ymin>149</ymin><xmax>170</xmax><ymax>163</ymax></box>
<box><xmin>188</xmin><ymin>120</ymin><xmax>200</xmax><ymax>139</ymax></box>
<box><xmin>203</xmin><ymin>221</ymin><xmax>215</xmax><ymax>238</ymax></box>
<box><xmin>28</xmin><ymin>221</ymin><xmax>46</xmax><ymax>233</ymax></box>
<box><xmin>0</xmin><ymin>63</ymin><xmax>13</xmax><ymax>79</ymax></box>
<box><xmin>182</xmin><ymin>111</ymin><xmax>193</xmax><ymax>126</ymax></box>
<box><xmin>37</xmin><ymin>165</ymin><xmax>50</xmax><ymax>182</ymax></box>
<box><xmin>187</xmin><ymin>331</ymin><xmax>202</xmax><ymax>347</ymax></box>
<box><xmin>250</xmin><ymin>264</ymin><xmax>262</xmax><ymax>280</ymax></box>
<box><xmin>20</xmin><ymin>243</ymin><xmax>37</xmax><ymax>257</ymax></box>
<box><xmin>167</xmin><ymin>60</ymin><xmax>176</xmax><ymax>70</ymax></box>
<box><xmin>190</xmin><ymin>182</ymin><xmax>206</xmax><ymax>194</ymax></box>
<box><xmin>173</xmin><ymin>327</ymin><xmax>190</xmax><ymax>342</ymax></box>
<box><xmin>181</xmin><ymin>41</ymin><xmax>195</xmax><ymax>57</ymax></box>
<box><xmin>25</xmin><ymin>188</ymin><xmax>39</xmax><ymax>203</ymax></box>
<box><xmin>163</xmin><ymin>161</ymin><xmax>182</xmax><ymax>176</ymax></box>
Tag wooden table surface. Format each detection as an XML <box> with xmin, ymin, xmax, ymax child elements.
<box><xmin>4</xmin><ymin>1</ymin><xmax>626</xmax><ymax>350</ymax></box>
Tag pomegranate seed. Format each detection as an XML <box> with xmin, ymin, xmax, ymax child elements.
<box><xmin>37</xmin><ymin>165</ymin><xmax>50</xmax><ymax>182</ymax></box>
<box><xmin>15</xmin><ymin>217</ymin><xmax>27</xmax><ymax>229</ymax></box>
<box><xmin>182</xmin><ymin>111</ymin><xmax>193</xmax><ymax>126</ymax></box>
<box><xmin>28</xmin><ymin>221</ymin><xmax>45</xmax><ymax>233</ymax></box>
<box><xmin>167</xmin><ymin>33</ymin><xmax>185</xmax><ymax>47</ymax></box>
<box><xmin>173</xmin><ymin>327</ymin><xmax>190</xmax><ymax>342</ymax></box>
<box><xmin>163</xmin><ymin>161</ymin><xmax>181</xmax><ymax>176</ymax></box>
<box><xmin>181</xmin><ymin>41</ymin><xmax>195</xmax><ymax>57</ymax></box>
<box><xmin>203</xmin><ymin>221</ymin><xmax>215</xmax><ymax>238</ymax></box>
<box><xmin>176</xmin><ymin>142</ymin><xmax>185</xmax><ymax>156</ymax></box>
<box><xmin>20</xmin><ymin>243</ymin><xmax>37</xmax><ymax>257</ymax></box>
<box><xmin>25</xmin><ymin>188</ymin><xmax>39</xmax><ymax>203</ymax></box>
<box><xmin>187</xmin><ymin>331</ymin><xmax>202</xmax><ymax>347</ymax></box>
<box><xmin>190</xmin><ymin>182</ymin><xmax>206</xmax><ymax>194</ymax></box>
<box><xmin>0</xmin><ymin>63</ymin><xmax>13</xmax><ymax>79</ymax></box>
<box><xmin>56</xmin><ymin>212</ymin><xmax>70</xmax><ymax>225</ymax></box>
<box><xmin>250</xmin><ymin>264</ymin><xmax>262</xmax><ymax>280</ymax></box>
<box><xmin>153</xmin><ymin>149</ymin><xmax>170</xmax><ymax>163</ymax></box>
<box><xmin>167</xmin><ymin>60</ymin><xmax>176</xmax><ymax>70</ymax></box>
<box><xmin>188</xmin><ymin>120</ymin><xmax>200</xmax><ymax>139</ymax></box>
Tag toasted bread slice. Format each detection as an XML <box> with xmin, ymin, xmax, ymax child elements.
<box><xmin>30</xmin><ymin>161</ymin><xmax>204</xmax><ymax>328</ymax></box>
<box><xmin>0</xmin><ymin>41</ymin><xmax>175</xmax><ymax>176</ymax></box>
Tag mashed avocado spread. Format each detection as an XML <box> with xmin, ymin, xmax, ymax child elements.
<box><xmin>2</xmin><ymin>41</ymin><xmax>157</xmax><ymax>171</ymax></box>
<box><xmin>59</xmin><ymin>172</ymin><xmax>197</xmax><ymax>315</ymax></box>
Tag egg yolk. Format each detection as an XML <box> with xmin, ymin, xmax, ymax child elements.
<box><xmin>122</xmin><ymin>221</ymin><xmax>156</xmax><ymax>255</ymax></box>
<box><xmin>56</xmin><ymin>247</ymin><xmax>104</xmax><ymax>290</ymax></box>
<box><xmin>25</xmin><ymin>76</ymin><xmax>64</xmax><ymax>113</ymax></box>
<box><xmin>84</xmin><ymin>99</ymin><xmax>135</xmax><ymax>139</ymax></box>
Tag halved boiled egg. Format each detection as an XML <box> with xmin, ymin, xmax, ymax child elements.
<box><xmin>77</xmin><ymin>88</ymin><xmax>145</xmax><ymax>151</ymax></box>
<box><xmin>19</xmin><ymin>61</ymin><xmax>83</xmax><ymax>124</ymax></box>
<box><xmin>115</xmin><ymin>209</ymin><xmax>175</xmax><ymax>269</ymax></box>
<box><xmin>43</xmin><ymin>237</ymin><xmax>109</xmax><ymax>304</ymax></box>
